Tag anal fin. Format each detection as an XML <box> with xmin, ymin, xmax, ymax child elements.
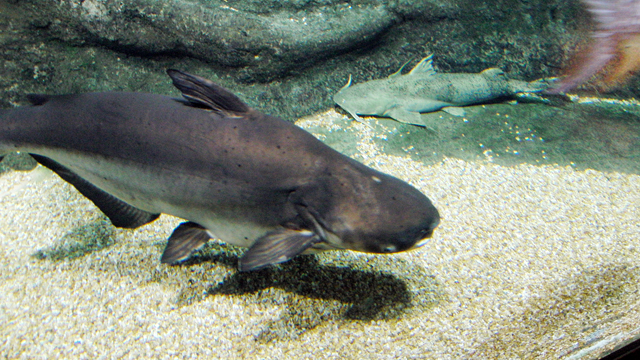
<box><xmin>239</xmin><ymin>228</ymin><xmax>321</xmax><ymax>271</ymax></box>
<box><xmin>160</xmin><ymin>221</ymin><xmax>211</xmax><ymax>264</ymax></box>
<box><xmin>29</xmin><ymin>154</ymin><xmax>160</xmax><ymax>228</ymax></box>
<box><xmin>441</xmin><ymin>106</ymin><xmax>466</xmax><ymax>117</ymax></box>
<box><xmin>385</xmin><ymin>107</ymin><xmax>429</xmax><ymax>127</ymax></box>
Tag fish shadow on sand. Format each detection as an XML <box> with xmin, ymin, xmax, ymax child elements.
<box><xmin>181</xmin><ymin>248</ymin><xmax>419</xmax><ymax>321</ymax></box>
<box><xmin>32</xmin><ymin>220</ymin><xmax>116</xmax><ymax>261</ymax></box>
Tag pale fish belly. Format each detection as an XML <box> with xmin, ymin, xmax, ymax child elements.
<box><xmin>18</xmin><ymin>147</ymin><xmax>282</xmax><ymax>249</ymax></box>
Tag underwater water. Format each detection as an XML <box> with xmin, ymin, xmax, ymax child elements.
<box><xmin>1</xmin><ymin>0</ymin><xmax>640</xmax><ymax>359</ymax></box>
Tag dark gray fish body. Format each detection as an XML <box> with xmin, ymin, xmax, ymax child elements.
<box><xmin>0</xmin><ymin>70</ymin><xmax>439</xmax><ymax>271</ymax></box>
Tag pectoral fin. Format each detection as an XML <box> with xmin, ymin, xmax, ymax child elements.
<box><xmin>160</xmin><ymin>221</ymin><xmax>211</xmax><ymax>264</ymax></box>
<box><xmin>239</xmin><ymin>228</ymin><xmax>322</xmax><ymax>271</ymax></box>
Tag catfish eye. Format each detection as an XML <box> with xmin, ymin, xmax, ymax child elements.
<box><xmin>382</xmin><ymin>245</ymin><xmax>397</xmax><ymax>253</ymax></box>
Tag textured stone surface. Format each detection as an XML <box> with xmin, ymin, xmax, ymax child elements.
<box><xmin>18</xmin><ymin>0</ymin><xmax>455</xmax><ymax>82</ymax></box>
<box><xmin>0</xmin><ymin>0</ymin><xmax>591</xmax><ymax>119</ymax></box>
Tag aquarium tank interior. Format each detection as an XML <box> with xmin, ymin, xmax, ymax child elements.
<box><xmin>1</xmin><ymin>0</ymin><xmax>639</xmax><ymax>359</ymax></box>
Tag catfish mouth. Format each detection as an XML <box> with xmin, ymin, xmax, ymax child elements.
<box><xmin>410</xmin><ymin>234</ymin><xmax>433</xmax><ymax>250</ymax></box>
<box><xmin>294</xmin><ymin>197</ymin><xmax>441</xmax><ymax>255</ymax></box>
<box><xmin>310</xmin><ymin>219</ymin><xmax>440</xmax><ymax>254</ymax></box>
<box><xmin>408</xmin><ymin>217</ymin><xmax>440</xmax><ymax>250</ymax></box>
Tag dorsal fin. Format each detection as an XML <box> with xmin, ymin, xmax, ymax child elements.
<box><xmin>480</xmin><ymin>68</ymin><xmax>506</xmax><ymax>78</ymax></box>
<box><xmin>26</xmin><ymin>94</ymin><xmax>52</xmax><ymax>106</ymax></box>
<box><xmin>338</xmin><ymin>74</ymin><xmax>352</xmax><ymax>92</ymax></box>
<box><xmin>408</xmin><ymin>55</ymin><xmax>436</xmax><ymax>76</ymax></box>
<box><xmin>166</xmin><ymin>69</ymin><xmax>250</xmax><ymax>114</ymax></box>
<box><xmin>388</xmin><ymin>59</ymin><xmax>412</xmax><ymax>79</ymax></box>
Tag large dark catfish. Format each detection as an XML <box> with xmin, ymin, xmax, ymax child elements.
<box><xmin>0</xmin><ymin>70</ymin><xmax>440</xmax><ymax>271</ymax></box>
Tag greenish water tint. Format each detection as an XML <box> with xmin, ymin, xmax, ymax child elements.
<box><xmin>329</xmin><ymin>97</ymin><xmax>640</xmax><ymax>175</ymax></box>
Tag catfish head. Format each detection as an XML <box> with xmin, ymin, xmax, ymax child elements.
<box><xmin>290</xmin><ymin>159</ymin><xmax>440</xmax><ymax>255</ymax></box>
<box><xmin>236</xmin><ymin>158</ymin><xmax>440</xmax><ymax>271</ymax></box>
<box><xmin>333</xmin><ymin>76</ymin><xmax>395</xmax><ymax>121</ymax></box>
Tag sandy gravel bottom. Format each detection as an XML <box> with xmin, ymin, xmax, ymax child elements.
<box><xmin>1</xmin><ymin>112</ymin><xmax>639</xmax><ymax>359</ymax></box>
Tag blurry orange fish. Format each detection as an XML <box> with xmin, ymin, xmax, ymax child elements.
<box><xmin>550</xmin><ymin>0</ymin><xmax>640</xmax><ymax>93</ymax></box>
